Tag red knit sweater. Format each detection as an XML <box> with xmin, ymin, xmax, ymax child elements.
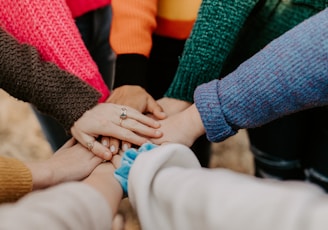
<box><xmin>0</xmin><ymin>0</ymin><xmax>110</xmax><ymax>102</ymax></box>
<box><xmin>66</xmin><ymin>0</ymin><xmax>110</xmax><ymax>18</ymax></box>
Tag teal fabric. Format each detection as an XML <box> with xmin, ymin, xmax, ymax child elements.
<box><xmin>193</xmin><ymin>9</ymin><xmax>328</xmax><ymax>142</ymax></box>
<box><xmin>114</xmin><ymin>143</ymin><xmax>157</xmax><ymax>195</ymax></box>
<box><xmin>165</xmin><ymin>0</ymin><xmax>328</xmax><ymax>102</ymax></box>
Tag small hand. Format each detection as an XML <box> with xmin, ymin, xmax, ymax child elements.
<box><xmin>105</xmin><ymin>86</ymin><xmax>166</xmax><ymax>154</ymax></box>
<box><xmin>151</xmin><ymin>105</ymin><xmax>205</xmax><ymax>147</ymax></box>
<box><xmin>107</xmin><ymin>85</ymin><xmax>166</xmax><ymax>119</ymax></box>
<box><xmin>157</xmin><ymin>97</ymin><xmax>191</xmax><ymax>116</ymax></box>
<box><xmin>71</xmin><ymin>103</ymin><xmax>162</xmax><ymax>160</ymax></box>
<box><xmin>26</xmin><ymin>138</ymin><xmax>103</xmax><ymax>190</ymax></box>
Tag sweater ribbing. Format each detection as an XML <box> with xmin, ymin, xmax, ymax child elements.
<box><xmin>194</xmin><ymin>9</ymin><xmax>328</xmax><ymax>142</ymax></box>
<box><xmin>0</xmin><ymin>157</ymin><xmax>32</xmax><ymax>203</ymax></box>
<box><xmin>0</xmin><ymin>0</ymin><xmax>109</xmax><ymax>101</ymax></box>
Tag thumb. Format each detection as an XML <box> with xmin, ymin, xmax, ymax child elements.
<box><xmin>147</xmin><ymin>97</ymin><xmax>166</xmax><ymax>120</ymax></box>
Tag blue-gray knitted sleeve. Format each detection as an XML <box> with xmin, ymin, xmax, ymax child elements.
<box><xmin>195</xmin><ymin>9</ymin><xmax>328</xmax><ymax>142</ymax></box>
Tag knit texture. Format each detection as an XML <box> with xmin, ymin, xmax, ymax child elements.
<box><xmin>0</xmin><ymin>0</ymin><xmax>109</xmax><ymax>102</ymax></box>
<box><xmin>66</xmin><ymin>0</ymin><xmax>110</xmax><ymax>18</ymax></box>
<box><xmin>111</xmin><ymin>0</ymin><xmax>201</xmax><ymax>89</ymax></box>
<box><xmin>0</xmin><ymin>157</ymin><xmax>32</xmax><ymax>203</ymax></box>
<box><xmin>194</xmin><ymin>8</ymin><xmax>328</xmax><ymax>142</ymax></box>
<box><xmin>166</xmin><ymin>0</ymin><xmax>328</xmax><ymax>102</ymax></box>
<box><xmin>0</xmin><ymin>28</ymin><xmax>101</xmax><ymax>131</ymax></box>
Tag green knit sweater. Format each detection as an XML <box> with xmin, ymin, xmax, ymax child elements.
<box><xmin>165</xmin><ymin>0</ymin><xmax>328</xmax><ymax>102</ymax></box>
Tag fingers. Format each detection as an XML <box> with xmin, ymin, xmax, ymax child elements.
<box><xmin>119</xmin><ymin>117</ymin><xmax>162</xmax><ymax>138</ymax></box>
<box><xmin>104</xmin><ymin>136</ymin><xmax>120</xmax><ymax>154</ymax></box>
<box><xmin>111</xmin><ymin>153</ymin><xmax>122</xmax><ymax>169</ymax></box>
<box><xmin>120</xmin><ymin>141</ymin><xmax>131</xmax><ymax>152</ymax></box>
<box><xmin>146</xmin><ymin>97</ymin><xmax>167</xmax><ymax>120</ymax></box>
<box><xmin>87</xmin><ymin>139</ymin><xmax>113</xmax><ymax>160</ymax></box>
<box><xmin>71</xmin><ymin>128</ymin><xmax>113</xmax><ymax>160</ymax></box>
<box><xmin>58</xmin><ymin>138</ymin><xmax>76</xmax><ymax>150</ymax></box>
<box><xmin>123</xmin><ymin>105</ymin><xmax>161</xmax><ymax>129</ymax></box>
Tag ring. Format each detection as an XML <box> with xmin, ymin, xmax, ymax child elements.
<box><xmin>86</xmin><ymin>141</ymin><xmax>94</xmax><ymax>151</ymax></box>
<box><xmin>119</xmin><ymin>118</ymin><xmax>123</xmax><ymax>127</ymax></box>
<box><xmin>120</xmin><ymin>107</ymin><xmax>127</xmax><ymax>120</ymax></box>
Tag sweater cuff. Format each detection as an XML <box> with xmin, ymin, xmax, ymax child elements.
<box><xmin>194</xmin><ymin>80</ymin><xmax>237</xmax><ymax>142</ymax></box>
<box><xmin>113</xmin><ymin>54</ymin><xmax>148</xmax><ymax>88</ymax></box>
<box><xmin>0</xmin><ymin>157</ymin><xmax>32</xmax><ymax>203</ymax></box>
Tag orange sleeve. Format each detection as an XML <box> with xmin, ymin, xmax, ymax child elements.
<box><xmin>0</xmin><ymin>157</ymin><xmax>32</xmax><ymax>203</ymax></box>
<box><xmin>110</xmin><ymin>0</ymin><xmax>158</xmax><ymax>57</ymax></box>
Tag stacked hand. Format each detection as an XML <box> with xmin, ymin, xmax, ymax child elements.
<box><xmin>71</xmin><ymin>103</ymin><xmax>163</xmax><ymax>160</ymax></box>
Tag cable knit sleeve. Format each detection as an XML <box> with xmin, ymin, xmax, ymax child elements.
<box><xmin>0</xmin><ymin>27</ymin><xmax>101</xmax><ymax>131</ymax></box>
<box><xmin>0</xmin><ymin>156</ymin><xmax>32</xmax><ymax>203</ymax></box>
<box><xmin>165</xmin><ymin>0</ymin><xmax>258</xmax><ymax>102</ymax></box>
<box><xmin>194</xmin><ymin>9</ymin><xmax>328</xmax><ymax>142</ymax></box>
<box><xmin>0</xmin><ymin>0</ymin><xmax>109</xmax><ymax>102</ymax></box>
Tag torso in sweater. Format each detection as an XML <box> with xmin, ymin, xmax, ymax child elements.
<box><xmin>155</xmin><ymin>0</ymin><xmax>202</xmax><ymax>39</ymax></box>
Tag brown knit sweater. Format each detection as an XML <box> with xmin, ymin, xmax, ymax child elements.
<box><xmin>0</xmin><ymin>27</ymin><xmax>101</xmax><ymax>131</ymax></box>
<box><xmin>0</xmin><ymin>27</ymin><xmax>101</xmax><ymax>202</ymax></box>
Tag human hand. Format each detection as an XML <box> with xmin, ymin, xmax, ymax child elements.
<box><xmin>156</xmin><ymin>97</ymin><xmax>192</xmax><ymax>116</ymax></box>
<box><xmin>107</xmin><ymin>85</ymin><xmax>166</xmax><ymax>119</ymax></box>
<box><xmin>151</xmin><ymin>104</ymin><xmax>205</xmax><ymax>147</ymax></box>
<box><xmin>25</xmin><ymin>138</ymin><xmax>103</xmax><ymax>190</ymax></box>
<box><xmin>105</xmin><ymin>86</ymin><xmax>167</xmax><ymax>153</ymax></box>
<box><xmin>71</xmin><ymin>103</ymin><xmax>162</xmax><ymax>160</ymax></box>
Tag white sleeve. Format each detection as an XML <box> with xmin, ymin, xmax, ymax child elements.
<box><xmin>0</xmin><ymin>182</ymin><xmax>112</xmax><ymax>230</ymax></box>
<box><xmin>129</xmin><ymin>143</ymin><xmax>328</xmax><ymax>230</ymax></box>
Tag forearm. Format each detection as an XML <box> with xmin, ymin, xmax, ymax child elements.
<box><xmin>83</xmin><ymin>171</ymin><xmax>122</xmax><ymax>216</ymax></box>
<box><xmin>0</xmin><ymin>27</ymin><xmax>101</xmax><ymax>130</ymax></box>
<box><xmin>165</xmin><ymin>0</ymin><xmax>259</xmax><ymax>102</ymax></box>
<box><xmin>0</xmin><ymin>0</ymin><xmax>109</xmax><ymax>101</ymax></box>
<box><xmin>0</xmin><ymin>183</ymin><xmax>112</xmax><ymax>230</ymax></box>
<box><xmin>195</xmin><ymin>9</ymin><xmax>328</xmax><ymax>142</ymax></box>
<box><xmin>129</xmin><ymin>144</ymin><xmax>328</xmax><ymax>230</ymax></box>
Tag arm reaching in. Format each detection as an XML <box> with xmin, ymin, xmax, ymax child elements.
<box><xmin>71</xmin><ymin>103</ymin><xmax>162</xmax><ymax>160</ymax></box>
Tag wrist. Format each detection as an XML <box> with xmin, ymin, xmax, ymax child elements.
<box><xmin>187</xmin><ymin>104</ymin><xmax>206</xmax><ymax>141</ymax></box>
<box><xmin>84</xmin><ymin>168</ymin><xmax>123</xmax><ymax>215</ymax></box>
<box><xmin>25</xmin><ymin>161</ymin><xmax>53</xmax><ymax>190</ymax></box>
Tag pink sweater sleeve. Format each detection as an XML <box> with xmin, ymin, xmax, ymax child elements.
<box><xmin>0</xmin><ymin>0</ymin><xmax>109</xmax><ymax>102</ymax></box>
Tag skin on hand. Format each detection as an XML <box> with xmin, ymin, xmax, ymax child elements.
<box><xmin>70</xmin><ymin>103</ymin><xmax>162</xmax><ymax>160</ymax></box>
<box><xmin>151</xmin><ymin>104</ymin><xmax>206</xmax><ymax>147</ymax></box>
<box><xmin>107</xmin><ymin>85</ymin><xmax>167</xmax><ymax>119</ymax></box>
<box><xmin>106</xmin><ymin>85</ymin><xmax>167</xmax><ymax>154</ymax></box>
<box><xmin>157</xmin><ymin>97</ymin><xmax>192</xmax><ymax>116</ymax></box>
<box><xmin>25</xmin><ymin>138</ymin><xmax>103</xmax><ymax>190</ymax></box>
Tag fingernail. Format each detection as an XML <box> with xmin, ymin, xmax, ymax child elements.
<box><xmin>110</xmin><ymin>145</ymin><xmax>116</xmax><ymax>153</ymax></box>
<box><xmin>122</xmin><ymin>144</ymin><xmax>129</xmax><ymax>151</ymax></box>
<box><xmin>102</xmin><ymin>140</ymin><xmax>109</xmax><ymax>147</ymax></box>
<box><xmin>155</xmin><ymin>130</ymin><xmax>162</xmax><ymax>136</ymax></box>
